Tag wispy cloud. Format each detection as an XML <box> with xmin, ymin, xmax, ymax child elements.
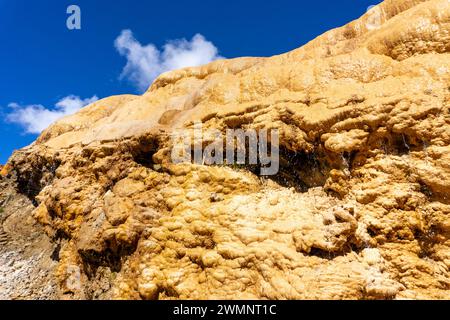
<box><xmin>115</xmin><ymin>30</ymin><xmax>224</xmax><ymax>92</ymax></box>
<box><xmin>6</xmin><ymin>95</ymin><xmax>98</xmax><ymax>134</ymax></box>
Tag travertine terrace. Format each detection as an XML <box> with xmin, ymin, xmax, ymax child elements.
<box><xmin>1</xmin><ymin>0</ymin><xmax>449</xmax><ymax>299</ymax></box>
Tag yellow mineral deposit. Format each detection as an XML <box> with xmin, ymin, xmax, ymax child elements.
<box><xmin>3</xmin><ymin>0</ymin><xmax>450</xmax><ymax>299</ymax></box>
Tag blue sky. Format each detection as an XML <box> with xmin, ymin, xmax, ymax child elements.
<box><xmin>0</xmin><ymin>0</ymin><xmax>382</xmax><ymax>163</ymax></box>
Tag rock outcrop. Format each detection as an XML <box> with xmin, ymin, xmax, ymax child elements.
<box><xmin>1</xmin><ymin>0</ymin><xmax>449</xmax><ymax>299</ymax></box>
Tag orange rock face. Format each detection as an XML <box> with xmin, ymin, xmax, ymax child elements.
<box><xmin>4</xmin><ymin>0</ymin><xmax>450</xmax><ymax>299</ymax></box>
<box><xmin>0</xmin><ymin>164</ymin><xmax>11</xmax><ymax>177</ymax></box>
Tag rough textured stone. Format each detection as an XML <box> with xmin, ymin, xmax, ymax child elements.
<box><xmin>2</xmin><ymin>0</ymin><xmax>450</xmax><ymax>299</ymax></box>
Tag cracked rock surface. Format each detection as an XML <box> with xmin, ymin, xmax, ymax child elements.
<box><xmin>1</xmin><ymin>0</ymin><xmax>449</xmax><ymax>300</ymax></box>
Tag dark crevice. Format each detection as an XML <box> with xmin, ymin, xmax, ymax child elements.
<box><xmin>160</xmin><ymin>287</ymin><xmax>180</xmax><ymax>299</ymax></box>
<box><xmin>267</xmin><ymin>147</ymin><xmax>332</xmax><ymax>192</ymax></box>
<box><xmin>419</xmin><ymin>181</ymin><xmax>434</xmax><ymax>198</ymax></box>
<box><xmin>79</xmin><ymin>240</ymin><xmax>138</xmax><ymax>279</ymax></box>
<box><xmin>133</xmin><ymin>148</ymin><xmax>156</xmax><ymax>168</ymax></box>
<box><xmin>394</xmin><ymin>134</ymin><xmax>411</xmax><ymax>155</ymax></box>
<box><xmin>14</xmin><ymin>158</ymin><xmax>61</xmax><ymax>207</ymax></box>
<box><xmin>309</xmin><ymin>243</ymin><xmax>361</xmax><ymax>260</ymax></box>
<box><xmin>51</xmin><ymin>243</ymin><xmax>62</xmax><ymax>262</ymax></box>
<box><xmin>48</xmin><ymin>206</ymin><xmax>60</xmax><ymax>220</ymax></box>
<box><xmin>367</xmin><ymin>227</ymin><xmax>378</xmax><ymax>238</ymax></box>
<box><xmin>129</xmin><ymin>137</ymin><xmax>160</xmax><ymax>169</ymax></box>
<box><xmin>415</xmin><ymin>227</ymin><xmax>439</xmax><ymax>259</ymax></box>
<box><xmin>54</xmin><ymin>229</ymin><xmax>71</xmax><ymax>241</ymax></box>
<box><xmin>343</xmin><ymin>151</ymin><xmax>358</xmax><ymax>170</ymax></box>
<box><xmin>133</xmin><ymin>150</ymin><xmax>155</xmax><ymax>169</ymax></box>
<box><xmin>382</xmin><ymin>133</ymin><xmax>428</xmax><ymax>156</ymax></box>
<box><xmin>309</xmin><ymin>247</ymin><xmax>340</xmax><ymax>260</ymax></box>
<box><xmin>16</xmin><ymin>172</ymin><xmax>43</xmax><ymax>206</ymax></box>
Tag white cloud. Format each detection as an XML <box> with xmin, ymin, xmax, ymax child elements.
<box><xmin>7</xmin><ymin>95</ymin><xmax>98</xmax><ymax>134</ymax></box>
<box><xmin>115</xmin><ymin>30</ymin><xmax>224</xmax><ymax>92</ymax></box>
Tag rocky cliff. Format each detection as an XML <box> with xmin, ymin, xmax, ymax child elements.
<box><xmin>1</xmin><ymin>0</ymin><xmax>449</xmax><ymax>299</ymax></box>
